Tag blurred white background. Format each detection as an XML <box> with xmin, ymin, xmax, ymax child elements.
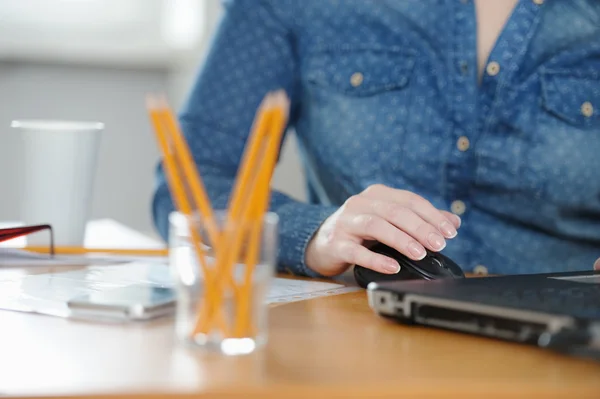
<box><xmin>0</xmin><ymin>0</ymin><xmax>305</xmax><ymax>238</ymax></box>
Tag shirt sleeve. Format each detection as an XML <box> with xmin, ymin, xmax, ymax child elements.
<box><xmin>151</xmin><ymin>0</ymin><xmax>338</xmax><ymax>277</ymax></box>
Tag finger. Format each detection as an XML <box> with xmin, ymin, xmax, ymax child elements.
<box><xmin>343</xmin><ymin>213</ymin><xmax>427</xmax><ymax>260</ymax></box>
<box><xmin>402</xmin><ymin>194</ymin><xmax>458</xmax><ymax>239</ymax></box>
<box><xmin>337</xmin><ymin>241</ymin><xmax>400</xmax><ymax>274</ymax></box>
<box><xmin>367</xmin><ymin>201</ymin><xmax>447</xmax><ymax>252</ymax></box>
<box><xmin>441</xmin><ymin>211</ymin><xmax>462</xmax><ymax>229</ymax></box>
<box><xmin>594</xmin><ymin>258</ymin><xmax>600</xmax><ymax>271</ymax></box>
<box><xmin>362</xmin><ymin>185</ymin><xmax>458</xmax><ymax>239</ymax></box>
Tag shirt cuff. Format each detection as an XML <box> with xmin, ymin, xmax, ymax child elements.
<box><xmin>151</xmin><ymin>184</ymin><xmax>175</xmax><ymax>242</ymax></box>
<box><xmin>274</xmin><ymin>200</ymin><xmax>338</xmax><ymax>278</ymax></box>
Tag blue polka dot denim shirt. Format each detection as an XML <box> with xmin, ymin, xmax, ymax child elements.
<box><xmin>152</xmin><ymin>0</ymin><xmax>600</xmax><ymax>277</ymax></box>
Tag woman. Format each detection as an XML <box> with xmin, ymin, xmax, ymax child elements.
<box><xmin>152</xmin><ymin>0</ymin><xmax>600</xmax><ymax>277</ymax></box>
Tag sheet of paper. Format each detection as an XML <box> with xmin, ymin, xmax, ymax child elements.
<box><xmin>267</xmin><ymin>278</ymin><xmax>359</xmax><ymax>304</ymax></box>
<box><xmin>0</xmin><ymin>263</ymin><xmax>359</xmax><ymax>320</ymax></box>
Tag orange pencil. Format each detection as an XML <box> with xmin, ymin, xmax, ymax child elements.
<box><xmin>235</xmin><ymin>93</ymin><xmax>289</xmax><ymax>337</ymax></box>
<box><xmin>147</xmin><ymin>95</ymin><xmax>229</xmax><ymax>335</ymax></box>
<box><xmin>24</xmin><ymin>246</ymin><xmax>168</xmax><ymax>257</ymax></box>
<box><xmin>192</xmin><ymin>93</ymin><xmax>277</xmax><ymax>335</ymax></box>
<box><xmin>198</xmin><ymin>91</ymin><xmax>289</xmax><ymax>336</ymax></box>
<box><xmin>147</xmin><ymin>90</ymin><xmax>289</xmax><ymax>340</ymax></box>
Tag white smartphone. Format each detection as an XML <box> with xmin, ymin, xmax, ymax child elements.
<box><xmin>67</xmin><ymin>285</ymin><xmax>176</xmax><ymax>322</ymax></box>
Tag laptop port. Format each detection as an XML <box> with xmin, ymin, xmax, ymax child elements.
<box><xmin>368</xmin><ymin>291</ymin><xmax>399</xmax><ymax>316</ymax></box>
<box><xmin>412</xmin><ymin>304</ymin><xmax>548</xmax><ymax>343</ymax></box>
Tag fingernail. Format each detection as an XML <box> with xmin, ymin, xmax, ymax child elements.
<box><xmin>440</xmin><ymin>221</ymin><xmax>457</xmax><ymax>238</ymax></box>
<box><xmin>383</xmin><ymin>260</ymin><xmax>400</xmax><ymax>274</ymax></box>
<box><xmin>452</xmin><ymin>214</ymin><xmax>462</xmax><ymax>228</ymax></box>
<box><xmin>408</xmin><ymin>241</ymin><xmax>426</xmax><ymax>260</ymax></box>
<box><xmin>594</xmin><ymin>258</ymin><xmax>600</xmax><ymax>271</ymax></box>
<box><xmin>427</xmin><ymin>232</ymin><xmax>446</xmax><ymax>251</ymax></box>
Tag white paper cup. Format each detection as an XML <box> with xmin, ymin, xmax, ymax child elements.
<box><xmin>11</xmin><ymin>120</ymin><xmax>104</xmax><ymax>247</ymax></box>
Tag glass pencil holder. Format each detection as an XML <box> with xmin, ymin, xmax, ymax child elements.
<box><xmin>169</xmin><ymin>210</ymin><xmax>278</xmax><ymax>355</ymax></box>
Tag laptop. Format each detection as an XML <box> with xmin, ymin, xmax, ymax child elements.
<box><xmin>366</xmin><ymin>270</ymin><xmax>600</xmax><ymax>361</ymax></box>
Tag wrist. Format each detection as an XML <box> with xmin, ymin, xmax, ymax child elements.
<box><xmin>304</xmin><ymin>235</ymin><xmax>321</xmax><ymax>274</ymax></box>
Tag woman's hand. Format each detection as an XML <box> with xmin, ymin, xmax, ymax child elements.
<box><xmin>595</xmin><ymin>258</ymin><xmax>600</xmax><ymax>271</ymax></box>
<box><xmin>305</xmin><ymin>184</ymin><xmax>461</xmax><ymax>277</ymax></box>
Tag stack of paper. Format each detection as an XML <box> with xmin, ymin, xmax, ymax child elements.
<box><xmin>0</xmin><ymin>262</ymin><xmax>359</xmax><ymax>320</ymax></box>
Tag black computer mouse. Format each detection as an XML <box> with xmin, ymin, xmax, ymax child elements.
<box><xmin>353</xmin><ymin>242</ymin><xmax>465</xmax><ymax>288</ymax></box>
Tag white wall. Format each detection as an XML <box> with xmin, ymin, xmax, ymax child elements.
<box><xmin>0</xmin><ymin>62</ymin><xmax>168</xmax><ymax>236</ymax></box>
<box><xmin>0</xmin><ymin>0</ymin><xmax>305</xmax><ymax>238</ymax></box>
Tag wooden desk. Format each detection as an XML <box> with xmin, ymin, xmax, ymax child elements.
<box><xmin>1</xmin><ymin>278</ymin><xmax>600</xmax><ymax>398</ymax></box>
<box><xmin>1</xmin><ymin>220</ymin><xmax>599</xmax><ymax>398</ymax></box>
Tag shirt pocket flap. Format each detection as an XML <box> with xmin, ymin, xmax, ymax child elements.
<box><xmin>305</xmin><ymin>46</ymin><xmax>416</xmax><ymax>97</ymax></box>
<box><xmin>541</xmin><ymin>70</ymin><xmax>599</xmax><ymax>127</ymax></box>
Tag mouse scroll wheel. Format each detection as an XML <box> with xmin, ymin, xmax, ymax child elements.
<box><xmin>431</xmin><ymin>257</ymin><xmax>445</xmax><ymax>269</ymax></box>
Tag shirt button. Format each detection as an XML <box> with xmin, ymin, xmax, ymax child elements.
<box><xmin>532</xmin><ymin>0</ymin><xmax>544</xmax><ymax>5</ymax></box>
<box><xmin>473</xmin><ymin>265</ymin><xmax>489</xmax><ymax>276</ymax></box>
<box><xmin>486</xmin><ymin>61</ymin><xmax>500</xmax><ymax>77</ymax></box>
<box><xmin>457</xmin><ymin>136</ymin><xmax>470</xmax><ymax>152</ymax></box>
<box><xmin>459</xmin><ymin>61</ymin><xmax>469</xmax><ymax>76</ymax></box>
<box><xmin>581</xmin><ymin>101</ymin><xmax>594</xmax><ymax>118</ymax></box>
<box><xmin>451</xmin><ymin>200</ymin><xmax>466</xmax><ymax>216</ymax></box>
<box><xmin>350</xmin><ymin>72</ymin><xmax>364</xmax><ymax>87</ymax></box>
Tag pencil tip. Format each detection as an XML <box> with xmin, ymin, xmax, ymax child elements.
<box><xmin>258</xmin><ymin>91</ymin><xmax>275</xmax><ymax>113</ymax></box>
<box><xmin>270</xmin><ymin>89</ymin><xmax>290</xmax><ymax>118</ymax></box>
<box><xmin>146</xmin><ymin>94</ymin><xmax>162</xmax><ymax>110</ymax></box>
<box><xmin>145</xmin><ymin>93</ymin><xmax>170</xmax><ymax>110</ymax></box>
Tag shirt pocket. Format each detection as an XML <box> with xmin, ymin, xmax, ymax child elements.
<box><xmin>304</xmin><ymin>45</ymin><xmax>416</xmax><ymax>97</ymax></box>
<box><xmin>540</xmin><ymin>69</ymin><xmax>599</xmax><ymax>129</ymax></box>
<box><xmin>533</xmin><ymin>69</ymin><xmax>600</xmax><ymax>206</ymax></box>
<box><xmin>300</xmin><ymin>45</ymin><xmax>418</xmax><ymax>185</ymax></box>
